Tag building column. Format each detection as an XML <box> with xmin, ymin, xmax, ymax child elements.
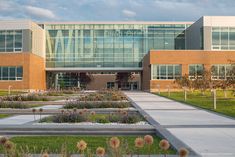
<box><xmin>55</xmin><ymin>73</ymin><xmax>59</xmax><ymax>90</ymax></box>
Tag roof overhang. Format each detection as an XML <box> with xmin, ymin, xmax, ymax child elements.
<box><xmin>46</xmin><ymin>67</ymin><xmax>143</xmax><ymax>72</ymax></box>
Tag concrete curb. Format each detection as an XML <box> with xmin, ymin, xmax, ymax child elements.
<box><xmin>0</xmin><ymin>108</ymin><xmax>138</xmax><ymax>115</ymax></box>
<box><xmin>0</xmin><ymin>124</ymin><xmax>155</xmax><ymax>135</ymax></box>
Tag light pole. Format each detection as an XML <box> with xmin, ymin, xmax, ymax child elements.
<box><xmin>213</xmin><ymin>89</ymin><xmax>217</xmax><ymax>110</ymax></box>
<box><xmin>183</xmin><ymin>87</ymin><xmax>187</xmax><ymax>101</ymax></box>
<box><xmin>157</xmin><ymin>84</ymin><xmax>160</xmax><ymax>94</ymax></box>
<box><xmin>167</xmin><ymin>85</ymin><xmax>170</xmax><ymax>97</ymax></box>
<box><xmin>8</xmin><ymin>85</ymin><xmax>12</xmax><ymax>95</ymax></box>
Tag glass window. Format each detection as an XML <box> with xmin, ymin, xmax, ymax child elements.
<box><xmin>189</xmin><ymin>64</ymin><xmax>204</xmax><ymax>79</ymax></box>
<box><xmin>211</xmin><ymin>65</ymin><xmax>218</xmax><ymax>79</ymax></box>
<box><xmin>2</xmin><ymin>67</ymin><xmax>8</xmax><ymax>80</ymax></box>
<box><xmin>107</xmin><ymin>82</ymin><xmax>115</xmax><ymax>89</ymax></box>
<box><xmin>9</xmin><ymin>67</ymin><xmax>16</xmax><ymax>80</ymax></box>
<box><xmin>6</xmin><ymin>31</ymin><xmax>14</xmax><ymax>52</ymax></box>
<box><xmin>212</xmin><ymin>27</ymin><xmax>220</xmax><ymax>45</ymax></box>
<box><xmin>160</xmin><ymin>65</ymin><xmax>167</xmax><ymax>79</ymax></box>
<box><xmin>0</xmin><ymin>31</ymin><xmax>5</xmax><ymax>52</ymax></box>
<box><xmin>168</xmin><ymin>65</ymin><xmax>173</xmax><ymax>79</ymax></box>
<box><xmin>15</xmin><ymin>31</ymin><xmax>22</xmax><ymax>50</ymax></box>
<box><xmin>152</xmin><ymin>64</ymin><xmax>182</xmax><ymax>80</ymax></box>
<box><xmin>0</xmin><ymin>66</ymin><xmax>23</xmax><ymax>81</ymax></box>
<box><xmin>229</xmin><ymin>28</ymin><xmax>235</xmax><ymax>46</ymax></box>
<box><xmin>219</xmin><ymin>66</ymin><xmax>225</xmax><ymax>79</ymax></box>
<box><xmin>175</xmin><ymin>65</ymin><xmax>181</xmax><ymax>78</ymax></box>
<box><xmin>17</xmin><ymin>66</ymin><xmax>23</xmax><ymax>80</ymax></box>
<box><xmin>211</xmin><ymin>64</ymin><xmax>234</xmax><ymax>80</ymax></box>
<box><xmin>221</xmin><ymin>28</ymin><xmax>228</xmax><ymax>45</ymax></box>
<box><xmin>0</xmin><ymin>30</ymin><xmax>22</xmax><ymax>52</ymax></box>
<box><xmin>212</xmin><ymin>27</ymin><xmax>235</xmax><ymax>50</ymax></box>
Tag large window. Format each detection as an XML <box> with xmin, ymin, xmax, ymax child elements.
<box><xmin>211</xmin><ymin>64</ymin><xmax>234</xmax><ymax>80</ymax></box>
<box><xmin>0</xmin><ymin>66</ymin><xmax>23</xmax><ymax>81</ymax></box>
<box><xmin>0</xmin><ymin>30</ymin><xmax>22</xmax><ymax>52</ymax></box>
<box><xmin>212</xmin><ymin>27</ymin><xmax>235</xmax><ymax>50</ymax></box>
<box><xmin>189</xmin><ymin>64</ymin><xmax>204</xmax><ymax>79</ymax></box>
<box><xmin>151</xmin><ymin>64</ymin><xmax>182</xmax><ymax>80</ymax></box>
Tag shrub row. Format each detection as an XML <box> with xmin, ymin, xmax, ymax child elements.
<box><xmin>64</xmin><ymin>101</ymin><xmax>131</xmax><ymax>109</ymax></box>
<box><xmin>0</xmin><ymin>101</ymin><xmax>27</xmax><ymax>109</ymax></box>
<box><xmin>79</xmin><ymin>90</ymin><xmax>127</xmax><ymax>101</ymax></box>
<box><xmin>40</xmin><ymin>110</ymin><xmax>143</xmax><ymax>124</ymax></box>
<box><xmin>1</xmin><ymin>93</ymin><xmax>49</xmax><ymax>101</ymax></box>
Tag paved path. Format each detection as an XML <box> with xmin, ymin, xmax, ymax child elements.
<box><xmin>125</xmin><ymin>91</ymin><xmax>235</xmax><ymax>157</ymax></box>
<box><xmin>0</xmin><ymin>115</ymin><xmax>49</xmax><ymax>125</ymax></box>
<box><xmin>32</xmin><ymin>105</ymin><xmax>63</xmax><ymax>110</ymax></box>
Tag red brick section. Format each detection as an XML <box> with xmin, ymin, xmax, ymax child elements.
<box><xmin>0</xmin><ymin>53</ymin><xmax>46</xmax><ymax>91</ymax></box>
<box><xmin>142</xmin><ymin>50</ymin><xmax>235</xmax><ymax>92</ymax></box>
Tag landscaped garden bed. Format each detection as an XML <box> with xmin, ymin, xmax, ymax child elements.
<box><xmin>1</xmin><ymin>93</ymin><xmax>49</xmax><ymax>101</ymax></box>
<box><xmin>0</xmin><ymin>90</ymin><xmax>81</xmax><ymax>102</ymax></box>
<box><xmin>0</xmin><ymin>101</ymin><xmax>41</xmax><ymax>109</ymax></box>
<box><xmin>0</xmin><ymin>135</ymin><xmax>178</xmax><ymax>155</ymax></box>
<box><xmin>45</xmin><ymin>89</ymin><xmax>80</xmax><ymax>96</ymax></box>
<box><xmin>39</xmin><ymin>109</ymin><xmax>145</xmax><ymax>124</ymax></box>
<box><xmin>64</xmin><ymin>101</ymin><xmax>131</xmax><ymax>109</ymax></box>
<box><xmin>78</xmin><ymin>90</ymin><xmax>127</xmax><ymax>101</ymax></box>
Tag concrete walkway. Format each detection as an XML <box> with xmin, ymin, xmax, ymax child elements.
<box><xmin>0</xmin><ymin>115</ymin><xmax>49</xmax><ymax>125</ymax></box>
<box><xmin>125</xmin><ymin>91</ymin><xmax>235</xmax><ymax>157</ymax></box>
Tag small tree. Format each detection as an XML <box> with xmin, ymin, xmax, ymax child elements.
<box><xmin>32</xmin><ymin>108</ymin><xmax>36</xmax><ymax>120</ymax></box>
<box><xmin>174</xmin><ymin>74</ymin><xmax>192</xmax><ymax>90</ymax></box>
<box><xmin>174</xmin><ymin>74</ymin><xmax>192</xmax><ymax>101</ymax></box>
<box><xmin>79</xmin><ymin>73</ymin><xmax>93</xmax><ymax>89</ymax></box>
<box><xmin>227</xmin><ymin>60</ymin><xmax>235</xmax><ymax>95</ymax></box>
<box><xmin>212</xmin><ymin>60</ymin><xmax>235</xmax><ymax>97</ymax></box>
<box><xmin>192</xmin><ymin>69</ymin><xmax>216</xmax><ymax>95</ymax></box>
<box><xmin>39</xmin><ymin>108</ymin><xmax>43</xmax><ymax>121</ymax></box>
<box><xmin>115</xmin><ymin>72</ymin><xmax>133</xmax><ymax>89</ymax></box>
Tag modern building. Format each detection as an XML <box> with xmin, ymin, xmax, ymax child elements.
<box><xmin>0</xmin><ymin>16</ymin><xmax>234</xmax><ymax>91</ymax></box>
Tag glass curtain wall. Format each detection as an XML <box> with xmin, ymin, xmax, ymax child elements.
<box><xmin>45</xmin><ymin>24</ymin><xmax>186</xmax><ymax>68</ymax></box>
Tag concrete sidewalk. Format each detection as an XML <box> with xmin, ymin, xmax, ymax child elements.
<box><xmin>125</xmin><ymin>91</ymin><xmax>235</xmax><ymax>157</ymax></box>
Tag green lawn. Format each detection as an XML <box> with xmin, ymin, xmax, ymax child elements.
<box><xmin>0</xmin><ymin>136</ymin><xmax>176</xmax><ymax>155</ymax></box>
<box><xmin>0</xmin><ymin>114</ymin><xmax>11</xmax><ymax>119</ymax></box>
<box><xmin>0</xmin><ymin>91</ymin><xmax>25</xmax><ymax>96</ymax></box>
<box><xmin>155</xmin><ymin>90</ymin><xmax>235</xmax><ymax>118</ymax></box>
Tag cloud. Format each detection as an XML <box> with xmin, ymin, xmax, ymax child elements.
<box><xmin>122</xmin><ymin>9</ymin><xmax>136</xmax><ymax>17</ymax></box>
<box><xmin>24</xmin><ymin>5</ymin><xmax>56</xmax><ymax>19</ymax></box>
<box><xmin>0</xmin><ymin>0</ymin><xmax>18</xmax><ymax>12</ymax></box>
<box><xmin>0</xmin><ymin>0</ymin><xmax>235</xmax><ymax>21</ymax></box>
